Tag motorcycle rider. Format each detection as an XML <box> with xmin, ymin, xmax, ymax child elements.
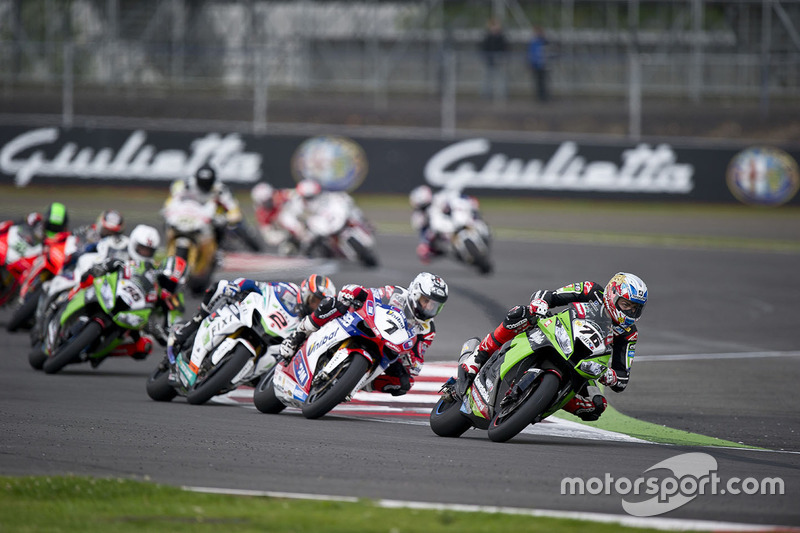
<box><xmin>251</xmin><ymin>182</ymin><xmax>291</xmax><ymax>229</ymax></box>
<box><xmin>0</xmin><ymin>211</ymin><xmax>44</xmax><ymax>243</ymax></box>
<box><xmin>32</xmin><ymin>202</ymin><xmax>79</xmax><ymax>289</ymax></box>
<box><xmin>459</xmin><ymin>272</ymin><xmax>648</xmax><ymax>421</ymax></box>
<box><xmin>278</xmin><ymin>272</ymin><xmax>449</xmax><ymax>396</ymax></box>
<box><xmin>409</xmin><ymin>186</ymin><xmax>482</xmax><ymax>264</ymax></box>
<box><xmin>64</xmin><ymin>210</ymin><xmax>126</xmax><ymax>270</ymax></box>
<box><xmin>164</xmin><ymin>163</ymin><xmax>243</xmax><ymax>249</ymax></box>
<box><xmin>80</xmin><ymin>225</ymin><xmax>185</xmax><ymax>361</ymax></box>
<box><xmin>168</xmin><ymin>273</ymin><xmax>337</xmax><ymax>357</ymax></box>
<box><xmin>72</xmin><ymin>210</ymin><xmax>125</xmax><ymax>250</ymax></box>
<box><xmin>274</xmin><ymin>179</ymin><xmax>322</xmax><ymax>256</ymax></box>
<box><xmin>41</xmin><ymin>202</ymin><xmax>70</xmax><ymax>242</ymax></box>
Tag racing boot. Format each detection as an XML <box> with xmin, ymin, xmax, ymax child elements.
<box><xmin>171</xmin><ymin>313</ymin><xmax>206</xmax><ymax>354</ymax></box>
<box><xmin>278</xmin><ymin>330</ymin><xmax>307</xmax><ymax>363</ymax></box>
<box><xmin>563</xmin><ymin>394</ymin><xmax>607</xmax><ymax>422</ymax></box>
<box><xmin>416</xmin><ymin>242</ymin><xmax>433</xmax><ymax>264</ymax></box>
<box><xmin>456</xmin><ymin>338</ymin><xmax>485</xmax><ymax>397</ymax></box>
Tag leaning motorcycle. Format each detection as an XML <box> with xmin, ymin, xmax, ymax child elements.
<box><xmin>253</xmin><ymin>290</ymin><xmax>416</xmax><ymax>419</ymax></box>
<box><xmin>29</xmin><ymin>236</ymin><xmax>129</xmax><ymax>360</ymax></box>
<box><xmin>303</xmin><ymin>192</ymin><xmax>379</xmax><ymax>268</ymax></box>
<box><xmin>162</xmin><ymin>198</ymin><xmax>218</xmax><ymax>295</ymax></box>
<box><xmin>430</xmin><ymin>299</ymin><xmax>613</xmax><ymax>443</ymax></box>
<box><xmin>0</xmin><ymin>222</ymin><xmax>42</xmax><ymax>309</ymax></box>
<box><xmin>34</xmin><ymin>266</ymin><xmax>172</xmax><ymax>374</ymax></box>
<box><xmin>6</xmin><ymin>234</ymin><xmax>78</xmax><ymax>332</ymax></box>
<box><xmin>428</xmin><ymin>199</ymin><xmax>492</xmax><ymax>275</ymax></box>
<box><xmin>145</xmin><ymin>282</ymin><xmax>300</xmax><ymax>405</ymax></box>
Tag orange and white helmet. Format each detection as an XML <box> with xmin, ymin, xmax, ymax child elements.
<box><xmin>298</xmin><ymin>274</ymin><xmax>336</xmax><ymax>315</ymax></box>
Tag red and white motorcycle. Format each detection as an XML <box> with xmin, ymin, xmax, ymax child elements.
<box><xmin>0</xmin><ymin>221</ymin><xmax>43</xmax><ymax>309</ymax></box>
<box><xmin>303</xmin><ymin>192</ymin><xmax>378</xmax><ymax>268</ymax></box>
<box><xmin>253</xmin><ymin>289</ymin><xmax>415</xmax><ymax>419</ymax></box>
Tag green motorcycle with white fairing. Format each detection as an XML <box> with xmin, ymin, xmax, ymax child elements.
<box><xmin>38</xmin><ymin>264</ymin><xmax>176</xmax><ymax>374</ymax></box>
<box><xmin>146</xmin><ymin>282</ymin><xmax>300</xmax><ymax>405</ymax></box>
<box><xmin>430</xmin><ymin>298</ymin><xmax>614</xmax><ymax>443</ymax></box>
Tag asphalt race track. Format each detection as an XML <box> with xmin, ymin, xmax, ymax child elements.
<box><xmin>1</xmin><ymin>195</ymin><xmax>799</xmax><ymax>529</ymax></box>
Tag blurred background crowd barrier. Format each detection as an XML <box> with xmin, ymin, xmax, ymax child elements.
<box><xmin>1</xmin><ymin>0</ymin><xmax>798</xmax><ymax>142</ymax></box>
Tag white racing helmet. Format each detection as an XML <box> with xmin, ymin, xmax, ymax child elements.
<box><xmin>128</xmin><ymin>224</ymin><xmax>161</xmax><ymax>264</ymax></box>
<box><xmin>405</xmin><ymin>272</ymin><xmax>448</xmax><ymax>321</ymax></box>
<box><xmin>409</xmin><ymin>185</ymin><xmax>433</xmax><ymax>210</ymax></box>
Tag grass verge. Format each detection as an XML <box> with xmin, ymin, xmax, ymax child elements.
<box><xmin>554</xmin><ymin>405</ymin><xmax>762</xmax><ymax>449</ymax></box>
<box><xmin>0</xmin><ymin>475</ymin><xmax>672</xmax><ymax>533</ymax></box>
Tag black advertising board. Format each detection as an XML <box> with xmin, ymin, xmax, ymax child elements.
<box><xmin>1</xmin><ymin>125</ymin><xmax>798</xmax><ymax>206</ymax></box>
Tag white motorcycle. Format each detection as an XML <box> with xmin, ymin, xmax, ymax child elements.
<box><xmin>428</xmin><ymin>197</ymin><xmax>492</xmax><ymax>275</ymax></box>
<box><xmin>303</xmin><ymin>192</ymin><xmax>379</xmax><ymax>268</ymax></box>
<box><xmin>146</xmin><ymin>282</ymin><xmax>301</xmax><ymax>405</ymax></box>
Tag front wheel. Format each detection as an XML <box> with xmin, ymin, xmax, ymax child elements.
<box><xmin>253</xmin><ymin>370</ymin><xmax>286</xmax><ymax>414</ymax></box>
<box><xmin>465</xmin><ymin>239</ymin><xmax>492</xmax><ymax>275</ymax></box>
<box><xmin>186</xmin><ymin>345</ymin><xmax>251</xmax><ymax>405</ymax></box>
<box><xmin>28</xmin><ymin>343</ymin><xmax>47</xmax><ymax>370</ymax></box>
<box><xmin>430</xmin><ymin>396</ymin><xmax>472</xmax><ymax>438</ymax></box>
<box><xmin>301</xmin><ymin>354</ymin><xmax>370</xmax><ymax>419</ymax></box>
<box><xmin>487</xmin><ymin>371</ymin><xmax>559</xmax><ymax>443</ymax></box>
<box><xmin>7</xmin><ymin>285</ymin><xmax>43</xmax><ymax>332</ymax></box>
<box><xmin>146</xmin><ymin>358</ymin><xmax>178</xmax><ymax>402</ymax></box>
<box><xmin>43</xmin><ymin>321</ymin><xmax>103</xmax><ymax>374</ymax></box>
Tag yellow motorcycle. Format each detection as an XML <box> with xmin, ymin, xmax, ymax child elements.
<box><xmin>162</xmin><ymin>198</ymin><xmax>217</xmax><ymax>295</ymax></box>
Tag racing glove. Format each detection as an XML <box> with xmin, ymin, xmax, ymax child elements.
<box><xmin>528</xmin><ymin>298</ymin><xmax>549</xmax><ymax>318</ymax></box>
<box><xmin>600</xmin><ymin>369</ymin><xmax>629</xmax><ymax>392</ymax></box>
<box><xmin>503</xmin><ymin>305</ymin><xmax>532</xmax><ymax>332</ymax></box>
<box><xmin>337</xmin><ymin>284</ymin><xmax>367</xmax><ymax>312</ymax></box>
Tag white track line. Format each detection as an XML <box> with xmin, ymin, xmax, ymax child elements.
<box><xmin>183</xmin><ymin>486</ymin><xmax>799</xmax><ymax>532</ymax></box>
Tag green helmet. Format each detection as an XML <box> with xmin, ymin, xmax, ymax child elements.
<box><xmin>45</xmin><ymin>202</ymin><xmax>69</xmax><ymax>237</ymax></box>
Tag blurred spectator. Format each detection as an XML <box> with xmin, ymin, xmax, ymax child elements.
<box><xmin>479</xmin><ymin>17</ymin><xmax>508</xmax><ymax>101</ymax></box>
<box><xmin>527</xmin><ymin>26</ymin><xmax>549</xmax><ymax>102</ymax></box>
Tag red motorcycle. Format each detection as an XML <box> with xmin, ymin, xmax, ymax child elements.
<box><xmin>0</xmin><ymin>221</ymin><xmax>43</xmax><ymax>311</ymax></box>
<box><xmin>6</xmin><ymin>233</ymin><xmax>78</xmax><ymax>332</ymax></box>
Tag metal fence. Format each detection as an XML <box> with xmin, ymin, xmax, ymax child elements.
<box><xmin>1</xmin><ymin>0</ymin><xmax>799</xmax><ymax>136</ymax></box>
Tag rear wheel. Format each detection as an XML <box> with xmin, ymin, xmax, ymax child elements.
<box><xmin>43</xmin><ymin>321</ymin><xmax>103</xmax><ymax>374</ymax></box>
<box><xmin>429</xmin><ymin>396</ymin><xmax>472</xmax><ymax>438</ymax></box>
<box><xmin>186</xmin><ymin>345</ymin><xmax>251</xmax><ymax>405</ymax></box>
<box><xmin>253</xmin><ymin>370</ymin><xmax>286</xmax><ymax>414</ymax></box>
<box><xmin>146</xmin><ymin>358</ymin><xmax>178</xmax><ymax>402</ymax></box>
<box><xmin>487</xmin><ymin>372</ymin><xmax>559</xmax><ymax>443</ymax></box>
<box><xmin>301</xmin><ymin>354</ymin><xmax>369</xmax><ymax>419</ymax></box>
<box><xmin>348</xmin><ymin>237</ymin><xmax>378</xmax><ymax>268</ymax></box>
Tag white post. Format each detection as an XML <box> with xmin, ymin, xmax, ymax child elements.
<box><xmin>62</xmin><ymin>42</ymin><xmax>74</xmax><ymax>128</ymax></box>
<box><xmin>441</xmin><ymin>48</ymin><xmax>456</xmax><ymax>138</ymax></box>
<box><xmin>628</xmin><ymin>52</ymin><xmax>641</xmax><ymax>141</ymax></box>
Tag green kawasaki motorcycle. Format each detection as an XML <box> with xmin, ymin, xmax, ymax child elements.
<box><xmin>430</xmin><ymin>298</ymin><xmax>614</xmax><ymax>443</ymax></box>
<box><xmin>33</xmin><ymin>266</ymin><xmax>179</xmax><ymax>374</ymax></box>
